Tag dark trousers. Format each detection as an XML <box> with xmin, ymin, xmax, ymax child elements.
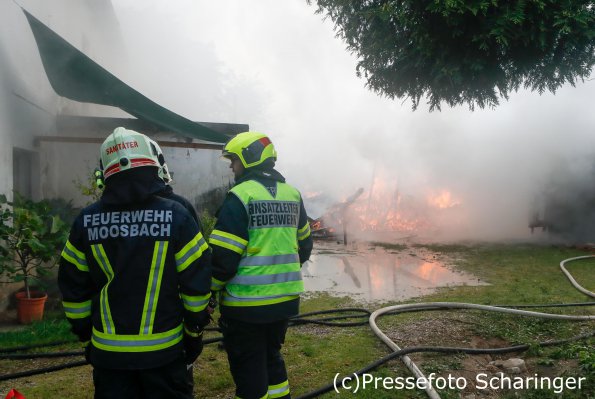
<box><xmin>92</xmin><ymin>356</ymin><xmax>193</xmax><ymax>399</ymax></box>
<box><xmin>219</xmin><ymin>317</ymin><xmax>291</xmax><ymax>399</ymax></box>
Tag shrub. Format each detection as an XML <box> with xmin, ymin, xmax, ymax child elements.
<box><xmin>0</xmin><ymin>193</ymin><xmax>70</xmax><ymax>298</ymax></box>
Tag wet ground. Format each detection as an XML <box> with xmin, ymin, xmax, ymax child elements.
<box><xmin>303</xmin><ymin>240</ymin><xmax>486</xmax><ymax>302</ymax></box>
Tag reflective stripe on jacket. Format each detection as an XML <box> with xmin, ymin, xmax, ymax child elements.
<box><xmin>58</xmin><ymin>196</ymin><xmax>211</xmax><ymax>369</ymax></box>
<box><xmin>222</xmin><ymin>180</ymin><xmax>304</xmax><ymax>306</ymax></box>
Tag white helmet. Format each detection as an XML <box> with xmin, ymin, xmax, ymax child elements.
<box><xmin>100</xmin><ymin>127</ymin><xmax>160</xmax><ymax>179</ymax></box>
<box><xmin>146</xmin><ymin>137</ymin><xmax>173</xmax><ymax>184</ymax></box>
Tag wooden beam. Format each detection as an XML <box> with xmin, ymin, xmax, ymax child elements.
<box><xmin>35</xmin><ymin>136</ymin><xmax>224</xmax><ymax>150</ymax></box>
<box><xmin>56</xmin><ymin>115</ymin><xmax>247</xmax><ymax>138</ymax></box>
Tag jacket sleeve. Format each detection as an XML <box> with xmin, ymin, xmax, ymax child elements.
<box><xmin>58</xmin><ymin>217</ymin><xmax>95</xmax><ymax>342</ymax></box>
<box><xmin>174</xmin><ymin>212</ymin><xmax>212</xmax><ymax>333</ymax></box>
<box><xmin>297</xmin><ymin>196</ymin><xmax>313</xmax><ymax>264</ymax></box>
<box><xmin>208</xmin><ymin>193</ymin><xmax>248</xmax><ymax>293</ymax></box>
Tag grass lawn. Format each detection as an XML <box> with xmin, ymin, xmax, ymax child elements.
<box><xmin>0</xmin><ymin>242</ymin><xmax>593</xmax><ymax>398</ymax></box>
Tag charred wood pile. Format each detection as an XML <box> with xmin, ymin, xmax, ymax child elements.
<box><xmin>309</xmin><ymin>188</ymin><xmax>363</xmax><ymax>243</ymax></box>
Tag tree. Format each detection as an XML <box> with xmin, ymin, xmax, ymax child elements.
<box><xmin>308</xmin><ymin>0</ymin><xmax>595</xmax><ymax>110</ymax></box>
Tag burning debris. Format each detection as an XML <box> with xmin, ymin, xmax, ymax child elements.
<box><xmin>308</xmin><ymin>188</ymin><xmax>363</xmax><ymax>241</ymax></box>
<box><xmin>307</xmin><ymin>184</ymin><xmax>464</xmax><ymax>242</ymax></box>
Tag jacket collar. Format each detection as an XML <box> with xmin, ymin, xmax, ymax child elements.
<box><xmin>101</xmin><ymin>168</ymin><xmax>166</xmax><ymax>205</ymax></box>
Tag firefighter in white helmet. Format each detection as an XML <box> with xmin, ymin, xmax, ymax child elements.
<box><xmin>58</xmin><ymin>127</ymin><xmax>212</xmax><ymax>399</ymax></box>
<box><xmin>145</xmin><ymin>137</ymin><xmax>173</xmax><ymax>184</ymax></box>
<box><xmin>209</xmin><ymin>132</ymin><xmax>313</xmax><ymax>399</ymax></box>
<box><xmin>95</xmin><ymin>136</ymin><xmax>203</xmax><ymax>227</ymax></box>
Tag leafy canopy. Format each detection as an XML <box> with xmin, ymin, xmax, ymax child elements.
<box><xmin>309</xmin><ymin>0</ymin><xmax>595</xmax><ymax>110</ymax></box>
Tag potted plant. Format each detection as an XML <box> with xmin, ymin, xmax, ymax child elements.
<box><xmin>0</xmin><ymin>193</ymin><xmax>70</xmax><ymax>323</ymax></box>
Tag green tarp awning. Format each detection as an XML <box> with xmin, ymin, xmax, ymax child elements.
<box><xmin>23</xmin><ymin>9</ymin><xmax>228</xmax><ymax>144</ymax></box>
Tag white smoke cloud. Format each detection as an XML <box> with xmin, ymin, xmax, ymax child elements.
<box><xmin>111</xmin><ymin>0</ymin><xmax>595</xmax><ymax>241</ymax></box>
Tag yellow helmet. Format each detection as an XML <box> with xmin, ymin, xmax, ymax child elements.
<box><xmin>100</xmin><ymin>127</ymin><xmax>160</xmax><ymax>179</ymax></box>
<box><xmin>222</xmin><ymin>132</ymin><xmax>277</xmax><ymax>168</ymax></box>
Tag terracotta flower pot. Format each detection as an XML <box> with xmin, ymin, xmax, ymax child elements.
<box><xmin>15</xmin><ymin>291</ymin><xmax>48</xmax><ymax>324</ymax></box>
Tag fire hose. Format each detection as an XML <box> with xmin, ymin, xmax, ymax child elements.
<box><xmin>560</xmin><ymin>255</ymin><xmax>595</xmax><ymax>298</ymax></box>
<box><xmin>296</xmin><ymin>255</ymin><xmax>595</xmax><ymax>399</ymax></box>
<box><xmin>362</xmin><ymin>255</ymin><xmax>595</xmax><ymax>399</ymax></box>
<box><xmin>295</xmin><ymin>329</ymin><xmax>595</xmax><ymax>399</ymax></box>
<box><xmin>0</xmin><ymin>257</ymin><xmax>593</xmax><ymax>398</ymax></box>
<box><xmin>367</xmin><ymin>302</ymin><xmax>594</xmax><ymax>399</ymax></box>
<box><xmin>0</xmin><ymin>310</ymin><xmax>370</xmax><ymax>382</ymax></box>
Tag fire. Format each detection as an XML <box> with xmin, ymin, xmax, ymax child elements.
<box><xmin>427</xmin><ymin>190</ymin><xmax>461</xmax><ymax>209</ymax></box>
<box><xmin>345</xmin><ymin>178</ymin><xmax>436</xmax><ymax>232</ymax></box>
<box><xmin>308</xmin><ymin>174</ymin><xmax>466</xmax><ymax>237</ymax></box>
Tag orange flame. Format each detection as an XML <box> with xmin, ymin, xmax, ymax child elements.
<box><xmin>348</xmin><ymin>183</ymin><xmax>464</xmax><ymax>233</ymax></box>
<box><xmin>427</xmin><ymin>190</ymin><xmax>461</xmax><ymax>209</ymax></box>
<box><xmin>310</xmin><ymin>173</ymin><xmax>465</xmax><ymax>236</ymax></box>
<box><xmin>344</xmin><ymin>178</ymin><xmax>436</xmax><ymax>232</ymax></box>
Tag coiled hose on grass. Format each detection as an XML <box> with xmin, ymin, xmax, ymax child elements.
<box><xmin>560</xmin><ymin>255</ymin><xmax>595</xmax><ymax>298</ymax></box>
<box><xmin>361</xmin><ymin>254</ymin><xmax>595</xmax><ymax>399</ymax></box>
<box><xmin>367</xmin><ymin>302</ymin><xmax>595</xmax><ymax>399</ymax></box>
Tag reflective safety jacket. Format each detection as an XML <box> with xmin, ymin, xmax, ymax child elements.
<box><xmin>58</xmin><ymin>195</ymin><xmax>211</xmax><ymax>370</ymax></box>
<box><xmin>209</xmin><ymin>170</ymin><xmax>312</xmax><ymax>323</ymax></box>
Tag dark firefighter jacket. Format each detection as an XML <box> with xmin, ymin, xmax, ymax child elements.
<box><xmin>58</xmin><ymin>168</ymin><xmax>212</xmax><ymax>370</ymax></box>
<box><xmin>209</xmin><ymin>167</ymin><xmax>313</xmax><ymax>323</ymax></box>
<box><xmin>159</xmin><ymin>184</ymin><xmax>201</xmax><ymax>227</ymax></box>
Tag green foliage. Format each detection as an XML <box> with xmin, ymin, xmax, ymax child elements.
<box><xmin>0</xmin><ymin>316</ymin><xmax>75</xmax><ymax>349</ymax></box>
<box><xmin>45</xmin><ymin>198</ymin><xmax>79</xmax><ymax>227</ymax></box>
<box><xmin>578</xmin><ymin>343</ymin><xmax>595</xmax><ymax>376</ymax></box>
<box><xmin>200</xmin><ymin>209</ymin><xmax>216</xmax><ymax>239</ymax></box>
<box><xmin>423</xmin><ymin>355</ymin><xmax>464</xmax><ymax>373</ymax></box>
<box><xmin>0</xmin><ymin>193</ymin><xmax>70</xmax><ymax>298</ymax></box>
<box><xmin>309</xmin><ymin>0</ymin><xmax>595</xmax><ymax>110</ymax></box>
<box><xmin>72</xmin><ymin>168</ymin><xmax>103</xmax><ymax>205</ymax></box>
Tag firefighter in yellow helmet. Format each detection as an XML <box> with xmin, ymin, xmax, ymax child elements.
<box><xmin>58</xmin><ymin>127</ymin><xmax>212</xmax><ymax>399</ymax></box>
<box><xmin>209</xmin><ymin>132</ymin><xmax>313</xmax><ymax>399</ymax></box>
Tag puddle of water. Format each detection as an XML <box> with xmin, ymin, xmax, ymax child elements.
<box><xmin>302</xmin><ymin>242</ymin><xmax>485</xmax><ymax>302</ymax></box>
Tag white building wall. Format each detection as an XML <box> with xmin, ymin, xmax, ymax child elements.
<box><xmin>1</xmin><ymin>0</ymin><xmax>233</xmax><ymax>207</ymax></box>
<box><xmin>0</xmin><ymin>0</ymin><xmax>235</xmax><ymax>312</ymax></box>
<box><xmin>0</xmin><ymin>0</ymin><xmax>124</xmax><ymax>201</ymax></box>
<box><xmin>160</xmin><ymin>143</ymin><xmax>233</xmax><ymax>210</ymax></box>
<box><xmin>0</xmin><ymin>56</ymin><xmax>14</xmax><ymax>197</ymax></box>
<box><xmin>39</xmin><ymin>137</ymin><xmax>233</xmax><ymax>209</ymax></box>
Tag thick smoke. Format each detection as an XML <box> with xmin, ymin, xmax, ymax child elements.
<box><xmin>112</xmin><ymin>0</ymin><xmax>595</xmax><ymax>242</ymax></box>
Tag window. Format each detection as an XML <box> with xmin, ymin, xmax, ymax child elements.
<box><xmin>13</xmin><ymin>148</ymin><xmax>35</xmax><ymax>199</ymax></box>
